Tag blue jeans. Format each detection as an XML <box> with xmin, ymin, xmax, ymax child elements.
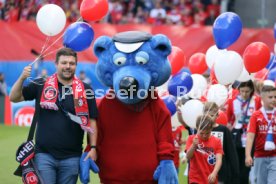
<box><xmin>254</xmin><ymin>157</ymin><xmax>276</xmax><ymax>184</ymax></box>
<box><xmin>34</xmin><ymin>153</ymin><xmax>80</xmax><ymax>184</ymax></box>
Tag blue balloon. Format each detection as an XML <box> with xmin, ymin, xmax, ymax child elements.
<box><xmin>213</xmin><ymin>12</ymin><xmax>242</xmax><ymax>49</ymax></box>
<box><xmin>274</xmin><ymin>23</ymin><xmax>276</xmax><ymax>40</ymax></box>
<box><xmin>179</xmin><ymin>67</ymin><xmax>191</xmax><ymax>74</ymax></box>
<box><xmin>168</xmin><ymin>72</ymin><xmax>193</xmax><ymax>97</ymax></box>
<box><xmin>268</xmin><ymin>67</ymin><xmax>276</xmax><ymax>81</ymax></box>
<box><xmin>162</xmin><ymin>95</ymin><xmax>177</xmax><ymax>116</ymax></box>
<box><xmin>266</xmin><ymin>53</ymin><xmax>276</xmax><ymax>69</ymax></box>
<box><xmin>63</xmin><ymin>22</ymin><xmax>94</xmax><ymax>52</ymax></box>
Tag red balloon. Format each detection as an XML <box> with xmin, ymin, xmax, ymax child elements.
<box><xmin>80</xmin><ymin>0</ymin><xmax>109</xmax><ymax>21</ymax></box>
<box><xmin>188</xmin><ymin>53</ymin><xmax>208</xmax><ymax>74</ymax></box>
<box><xmin>168</xmin><ymin>46</ymin><xmax>186</xmax><ymax>75</ymax></box>
<box><xmin>210</xmin><ymin>64</ymin><xmax>218</xmax><ymax>85</ymax></box>
<box><xmin>216</xmin><ymin>110</ymin><xmax>228</xmax><ymax>126</ymax></box>
<box><xmin>243</xmin><ymin>42</ymin><xmax>270</xmax><ymax>73</ymax></box>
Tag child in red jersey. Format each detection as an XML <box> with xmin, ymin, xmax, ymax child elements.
<box><xmin>186</xmin><ymin>115</ymin><xmax>223</xmax><ymax>184</ymax></box>
<box><xmin>246</xmin><ymin>85</ymin><xmax>276</xmax><ymax>184</ymax></box>
<box><xmin>204</xmin><ymin>102</ymin><xmax>239</xmax><ymax>184</ymax></box>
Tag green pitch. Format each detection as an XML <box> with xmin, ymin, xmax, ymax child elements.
<box><xmin>0</xmin><ymin>124</ymin><xmax>187</xmax><ymax>183</ymax></box>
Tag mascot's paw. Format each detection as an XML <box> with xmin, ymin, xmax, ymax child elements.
<box><xmin>90</xmin><ymin>158</ymin><xmax>100</xmax><ymax>173</ymax></box>
<box><xmin>153</xmin><ymin>160</ymin><xmax>178</xmax><ymax>184</ymax></box>
<box><xmin>80</xmin><ymin>152</ymin><xmax>90</xmax><ymax>184</ymax></box>
<box><xmin>80</xmin><ymin>152</ymin><xmax>100</xmax><ymax>184</ymax></box>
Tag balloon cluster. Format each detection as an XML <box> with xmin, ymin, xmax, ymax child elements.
<box><xmin>210</xmin><ymin>12</ymin><xmax>271</xmax><ymax>85</ymax></box>
<box><xmin>36</xmin><ymin>0</ymin><xmax>109</xmax><ymax>52</ymax></box>
<box><xmin>162</xmin><ymin>12</ymin><xmax>274</xmax><ymax>129</ymax></box>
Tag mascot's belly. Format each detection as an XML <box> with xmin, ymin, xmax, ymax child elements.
<box><xmin>97</xmin><ymin>98</ymin><xmax>159</xmax><ymax>183</ymax></box>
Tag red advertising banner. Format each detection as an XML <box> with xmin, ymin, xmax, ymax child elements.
<box><xmin>14</xmin><ymin>106</ymin><xmax>35</xmax><ymax>127</ymax></box>
<box><xmin>0</xmin><ymin>22</ymin><xmax>274</xmax><ymax>64</ymax></box>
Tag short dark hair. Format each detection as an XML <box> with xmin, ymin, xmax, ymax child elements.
<box><xmin>196</xmin><ymin>115</ymin><xmax>214</xmax><ymax>131</ymax></box>
<box><xmin>261</xmin><ymin>85</ymin><xmax>276</xmax><ymax>93</ymax></box>
<box><xmin>238</xmin><ymin>80</ymin><xmax>255</xmax><ymax>97</ymax></box>
<box><xmin>55</xmin><ymin>48</ymin><xmax>77</xmax><ymax>63</ymax></box>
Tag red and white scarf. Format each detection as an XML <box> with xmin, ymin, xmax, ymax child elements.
<box><xmin>40</xmin><ymin>73</ymin><xmax>93</xmax><ymax>133</ymax></box>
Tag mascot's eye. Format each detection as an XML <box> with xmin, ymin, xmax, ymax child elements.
<box><xmin>135</xmin><ymin>51</ymin><xmax>149</xmax><ymax>65</ymax></box>
<box><xmin>135</xmin><ymin>57</ymin><xmax>148</xmax><ymax>65</ymax></box>
<box><xmin>113</xmin><ymin>57</ymin><xmax>127</xmax><ymax>66</ymax></box>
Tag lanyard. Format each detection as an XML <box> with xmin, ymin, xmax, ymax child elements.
<box><xmin>57</xmin><ymin>87</ymin><xmax>72</xmax><ymax>115</ymax></box>
<box><xmin>261</xmin><ymin>107</ymin><xmax>275</xmax><ymax>128</ymax></box>
<box><xmin>57</xmin><ymin>87</ymin><xmax>83</xmax><ymax>125</ymax></box>
<box><xmin>237</xmin><ymin>96</ymin><xmax>251</xmax><ymax>116</ymax></box>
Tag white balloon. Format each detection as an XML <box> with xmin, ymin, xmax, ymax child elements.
<box><xmin>206</xmin><ymin>84</ymin><xmax>228</xmax><ymax>106</ymax></box>
<box><xmin>180</xmin><ymin>99</ymin><xmax>204</xmax><ymax>128</ymax></box>
<box><xmin>36</xmin><ymin>4</ymin><xmax>66</xmax><ymax>36</ymax></box>
<box><xmin>206</xmin><ymin>45</ymin><xmax>219</xmax><ymax>68</ymax></box>
<box><xmin>187</xmin><ymin>74</ymin><xmax>208</xmax><ymax>99</ymax></box>
<box><xmin>237</xmin><ymin>65</ymin><xmax>251</xmax><ymax>82</ymax></box>
<box><xmin>214</xmin><ymin>50</ymin><xmax>243</xmax><ymax>85</ymax></box>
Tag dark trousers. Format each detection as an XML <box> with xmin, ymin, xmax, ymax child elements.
<box><xmin>236</xmin><ymin>147</ymin><xmax>250</xmax><ymax>184</ymax></box>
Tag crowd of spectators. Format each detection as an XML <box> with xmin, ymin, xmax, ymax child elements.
<box><xmin>0</xmin><ymin>0</ymin><xmax>234</xmax><ymax>26</ymax></box>
<box><xmin>0</xmin><ymin>0</ymin><xmax>80</xmax><ymax>22</ymax></box>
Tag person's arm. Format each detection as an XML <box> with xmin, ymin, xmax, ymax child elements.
<box><xmin>245</xmin><ymin>132</ymin><xmax>255</xmax><ymax>167</ymax></box>
<box><xmin>245</xmin><ymin>112</ymin><xmax>257</xmax><ymax>167</ymax></box>
<box><xmin>84</xmin><ymin>85</ymin><xmax>98</xmax><ymax>161</ymax></box>
<box><xmin>9</xmin><ymin>66</ymin><xmax>32</xmax><ymax>102</ymax></box>
<box><xmin>186</xmin><ymin>135</ymin><xmax>198</xmax><ymax>160</ymax></box>
<box><xmin>208</xmin><ymin>153</ymin><xmax>222</xmax><ymax>184</ymax></box>
<box><xmin>89</xmin><ymin>118</ymin><xmax>97</xmax><ymax>146</ymax></box>
<box><xmin>85</xmin><ymin>118</ymin><xmax>98</xmax><ymax>161</ymax></box>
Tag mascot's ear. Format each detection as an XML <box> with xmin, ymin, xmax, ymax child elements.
<box><xmin>150</xmin><ymin>34</ymin><xmax>172</xmax><ymax>57</ymax></box>
<box><xmin>93</xmin><ymin>36</ymin><xmax>113</xmax><ymax>58</ymax></box>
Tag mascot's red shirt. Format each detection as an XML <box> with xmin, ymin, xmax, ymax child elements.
<box><xmin>97</xmin><ymin>91</ymin><xmax>174</xmax><ymax>184</ymax></box>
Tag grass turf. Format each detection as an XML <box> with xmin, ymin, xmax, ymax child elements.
<box><xmin>0</xmin><ymin>124</ymin><xmax>187</xmax><ymax>183</ymax></box>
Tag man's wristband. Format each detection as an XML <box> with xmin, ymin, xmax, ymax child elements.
<box><xmin>90</xmin><ymin>145</ymin><xmax>96</xmax><ymax>149</ymax></box>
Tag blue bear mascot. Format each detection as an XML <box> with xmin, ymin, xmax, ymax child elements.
<box><xmin>94</xmin><ymin>31</ymin><xmax>178</xmax><ymax>184</ymax></box>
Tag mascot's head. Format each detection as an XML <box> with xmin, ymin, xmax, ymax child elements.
<box><xmin>94</xmin><ymin>31</ymin><xmax>172</xmax><ymax>104</ymax></box>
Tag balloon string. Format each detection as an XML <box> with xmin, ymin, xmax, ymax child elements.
<box><xmin>27</xmin><ymin>46</ymin><xmax>62</xmax><ymax>86</ymax></box>
<box><xmin>29</xmin><ymin>33</ymin><xmax>64</xmax><ymax>66</ymax></box>
<box><xmin>29</xmin><ymin>17</ymin><xmax>83</xmax><ymax>66</ymax></box>
<box><xmin>39</xmin><ymin>16</ymin><xmax>83</xmax><ymax>57</ymax></box>
<box><xmin>190</xmin><ymin>50</ymin><xmax>275</xmax><ymax>133</ymax></box>
<box><xmin>261</xmin><ymin>55</ymin><xmax>275</xmax><ymax>81</ymax></box>
<box><xmin>200</xmin><ymin>63</ymin><xmax>267</xmax><ymax>133</ymax></box>
<box><xmin>198</xmin><ymin>77</ymin><xmax>236</xmax><ymax>133</ymax></box>
<box><xmin>41</xmin><ymin>46</ymin><xmax>64</xmax><ymax>59</ymax></box>
<box><xmin>26</xmin><ymin>77</ymin><xmax>45</xmax><ymax>85</ymax></box>
<box><xmin>198</xmin><ymin>102</ymin><xmax>215</xmax><ymax>133</ymax></box>
<box><xmin>29</xmin><ymin>36</ymin><xmax>50</xmax><ymax>66</ymax></box>
<box><xmin>41</xmin><ymin>36</ymin><xmax>50</xmax><ymax>54</ymax></box>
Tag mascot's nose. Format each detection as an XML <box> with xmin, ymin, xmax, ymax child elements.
<box><xmin>119</xmin><ymin>77</ymin><xmax>139</xmax><ymax>96</ymax></box>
